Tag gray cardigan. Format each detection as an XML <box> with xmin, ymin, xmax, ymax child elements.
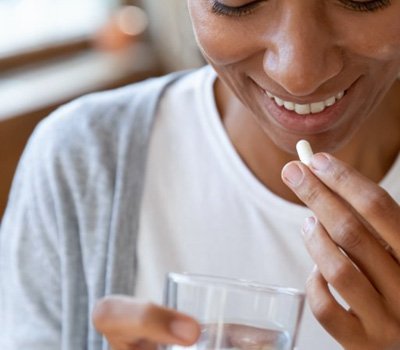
<box><xmin>0</xmin><ymin>71</ymin><xmax>185</xmax><ymax>350</ymax></box>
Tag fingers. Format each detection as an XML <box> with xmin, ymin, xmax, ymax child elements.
<box><xmin>306</xmin><ymin>266</ymin><xmax>364</xmax><ymax>347</ymax></box>
<box><xmin>302</xmin><ymin>217</ymin><xmax>387</xmax><ymax>326</ymax></box>
<box><xmin>92</xmin><ymin>296</ymin><xmax>200</xmax><ymax>347</ymax></box>
<box><xmin>309</xmin><ymin>153</ymin><xmax>400</xmax><ymax>256</ymax></box>
<box><xmin>282</xmin><ymin>153</ymin><xmax>400</xmax><ymax>349</ymax></box>
<box><xmin>282</xmin><ymin>160</ymin><xmax>400</xmax><ymax>307</ymax></box>
<box><xmin>308</xmin><ymin>266</ymin><xmax>400</xmax><ymax>350</ymax></box>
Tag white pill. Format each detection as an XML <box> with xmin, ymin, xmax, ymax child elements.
<box><xmin>296</xmin><ymin>140</ymin><xmax>314</xmax><ymax>165</ymax></box>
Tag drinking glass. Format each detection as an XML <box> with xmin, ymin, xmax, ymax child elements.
<box><xmin>163</xmin><ymin>273</ymin><xmax>305</xmax><ymax>350</ymax></box>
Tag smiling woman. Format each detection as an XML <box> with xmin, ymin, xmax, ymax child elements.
<box><xmin>0</xmin><ymin>1</ymin><xmax>399</xmax><ymax>350</ymax></box>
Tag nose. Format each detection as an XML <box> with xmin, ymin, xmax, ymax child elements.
<box><xmin>263</xmin><ymin>5</ymin><xmax>343</xmax><ymax>96</ymax></box>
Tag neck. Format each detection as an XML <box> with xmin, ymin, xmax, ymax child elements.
<box><xmin>214</xmin><ymin>78</ymin><xmax>400</xmax><ymax>205</ymax></box>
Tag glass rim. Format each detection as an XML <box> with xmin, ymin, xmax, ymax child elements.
<box><xmin>167</xmin><ymin>272</ymin><xmax>305</xmax><ymax>298</ymax></box>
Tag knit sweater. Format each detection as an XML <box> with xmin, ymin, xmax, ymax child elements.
<box><xmin>0</xmin><ymin>71</ymin><xmax>185</xmax><ymax>350</ymax></box>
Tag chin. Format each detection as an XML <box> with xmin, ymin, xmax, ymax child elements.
<box><xmin>260</xmin><ymin>120</ymin><xmax>358</xmax><ymax>157</ymax></box>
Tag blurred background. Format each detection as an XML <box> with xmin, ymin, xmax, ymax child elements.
<box><xmin>0</xmin><ymin>0</ymin><xmax>205</xmax><ymax>217</ymax></box>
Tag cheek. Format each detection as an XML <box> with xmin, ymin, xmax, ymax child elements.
<box><xmin>349</xmin><ymin>35</ymin><xmax>400</xmax><ymax>62</ymax></box>
<box><xmin>188</xmin><ymin>4</ymin><xmax>261</xmax><ymax>65</ymax></box>
<box><xmin>372</xmin><ymin>43</ymin><xmax>400</xmax><ymax>63</ymax></box>
<box><xmin>335</xmin><ymin>13</ymin><xmax>400</xmax><ymax>62</ymax></box>
<box><xmin>196</xmin><ymin>24</ymin><xmax>259</xmax><ymax>65</ymax></box>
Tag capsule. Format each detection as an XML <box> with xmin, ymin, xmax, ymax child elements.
<box><xmin>296</xmin><ymin>140</ymin><xmax>314</xmax><ymax>165</ymax></box>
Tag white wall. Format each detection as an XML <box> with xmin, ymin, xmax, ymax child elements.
<box><xmin>141</xmin><ymin>0</ymin><xmax>204</xmax><ymax>71</ymax></box>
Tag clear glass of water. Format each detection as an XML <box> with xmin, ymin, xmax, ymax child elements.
<box><xmin>163</xmin><ymin>273</ymin><xmax>305</xmax><ymax>350</ymax></box>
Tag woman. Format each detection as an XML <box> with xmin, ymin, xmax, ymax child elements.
<box><xmin>1</xmin><ymin>1</ymin><xmax>399</xmax><ymax>349</ymax></box>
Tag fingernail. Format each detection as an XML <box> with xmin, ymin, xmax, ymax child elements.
<box><xmin>302</xmin><ymin>216</ymin><xmax>316</xmax><ymax>235</ymax></box>
<box><xmin>310</xmin><ymin>153</ymin><xmax>330</xmax><ymax>172</ymax></box>
<box><xmin>282</xmin><ymin>163</ymin><xmax>304</xmax><ymax>186</ymax></box>
<box><xmin>170</xmin><ymin>319</ymin><xmax>198</xmax><ymax>342</ymax></box>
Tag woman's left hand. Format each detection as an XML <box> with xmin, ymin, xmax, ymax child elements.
<box><xmin>282</xmin><ymin>152</ymin><xmax>400</xmax><ymax>350</ymax></box>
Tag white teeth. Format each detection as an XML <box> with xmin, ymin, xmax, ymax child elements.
<box><xmin>283</xmin><ymin>101</ymin><xmax>295</xmax><ymax>111</ymax></box>
<box><xmin>336</xmin><ymin>91</ymin><xmax>344</xmax><ymax>100</ymax></box>
<box><xmin>324</xmin><ymin>96</ymin><xmax>336</xmax><ymax>107</ymax></box>
<box><xmin>310</xmin><ymin>101</ymin><xmax>325</xmax><ymax>114</ymax></box>
<box><xmin>295</xmin><ymin>104</ymin><xmax>310</xmax><ymax>115</ymax></box>
<box><xmin>265</xmin><ymin>89</ymin><xmax>345</xmax><ymax>116</ymax></box>
<box><xmin>275</xmin><ymin>97</ymin><xmax>284</xmax><ymax>106</ymax></box>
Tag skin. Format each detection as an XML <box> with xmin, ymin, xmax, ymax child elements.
<box><xmin>93</xmin><ymin>1</ymin><xmax>400</xmax><ymax>349</ymax></box>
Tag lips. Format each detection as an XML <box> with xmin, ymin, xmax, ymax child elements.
<box><xmin>252</xmin><ymin>79</ymin><xmax>356</xmax><ymax>134</ymax></box>
<box><xmin>265</xmin><ymin>90</ymin><xmax>346</xmax><ymax>115</ymax></box>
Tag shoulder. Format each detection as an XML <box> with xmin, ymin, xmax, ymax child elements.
<box><xmin>34</xmin><ymin>73</ymin><xmax>183</xmax><ymax>145</ymax></box>
<box><xmin>27</xmin><ymin>70</ymin><xmax>197</xmax><ymax>165</ymax></box>
<box><xmin>33</xmin><ymin>66</ymin><xmax>210</xmax><ymax>154</ymax></box>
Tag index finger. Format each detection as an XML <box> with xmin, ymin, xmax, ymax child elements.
<box><xmin>309</xmin><ymin>152</ymin><xmax>400</xmax><ymax>254</ymax></box>
<box><xmin>281</xmin><ymin>160</ymin><xmax>400</xmax><ymax>307</ymax></box>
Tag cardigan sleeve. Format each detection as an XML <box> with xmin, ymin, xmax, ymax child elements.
<box><xmin>0</xmin><ymin>87</ymin><xmax>128</xmax><ymax>347</ymax></box>
<box><xmin>0</xmin><ymin>117</ymin><xmax>64</xmax><ymax>349</ymax></box>
<box><xmin>0</xmin><ymin>71</ymin><xmax>186</xmax><ymax>350</ymax></box>
<box><xmin>0</xmin><ymin>88</ymin><xmax>126</xmax><ymax>349</ymax></box>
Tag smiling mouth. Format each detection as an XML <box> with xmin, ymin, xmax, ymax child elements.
<box><xmin>264</xmin><ymin>90</ymin><xmax>346</xmax><ymax>116</ymax></box>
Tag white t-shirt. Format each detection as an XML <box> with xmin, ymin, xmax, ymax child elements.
<box><xmin>135</xmin><ymin>66</ymin><xmax>400</xmax><ymax>349</ymax></box>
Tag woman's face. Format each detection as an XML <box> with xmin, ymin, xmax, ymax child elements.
<box><xmin>187</xmin><ymin>0</ymin><xmax>400</xmax><ymax>153</ymax></box>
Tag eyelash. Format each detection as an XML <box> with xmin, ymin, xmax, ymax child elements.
<box><xmin>339</xmin><ymin>0</ymin><xmax>391</xmax><ymax>11</ymax></box>
<box><xmin>211</xmin><ymin>0</ymin><xmax>263</xmax><ymax>16</ymax></box>
<box><xmin>210</xmin><ymin>0</ymin><xmax>392</xmax><ymax>17</ymax></box>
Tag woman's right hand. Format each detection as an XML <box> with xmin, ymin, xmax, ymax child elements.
<box><xmin>92</xmin><ymin>295</ymin><xmax>201</xmax><ymax>350</ymax></box>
